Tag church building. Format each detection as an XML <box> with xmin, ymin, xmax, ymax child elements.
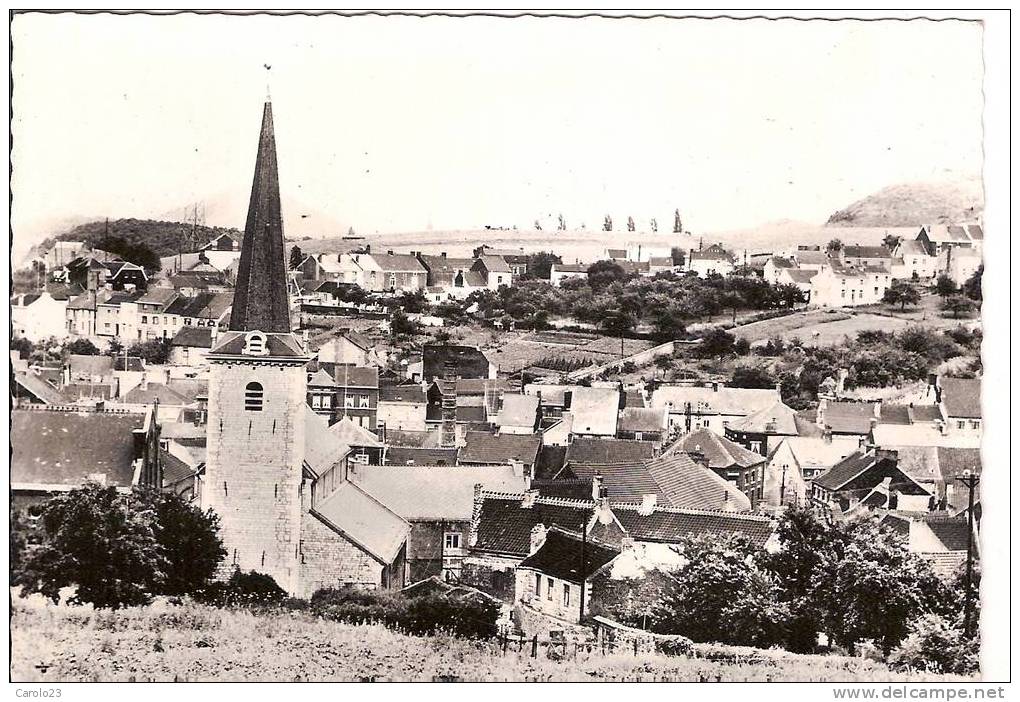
<box><xmin>199</xmin><ymin>97</ymin><xmax>407</xmax><ymax>597</ymax></box>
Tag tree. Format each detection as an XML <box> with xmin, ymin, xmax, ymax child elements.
<box><xmin>603</xmin><ymin>215</ymin><xmax>613</xmax><ymax>232</ymax></box>
<box><xmin>882</xmin><ymin>280</ymin><xmax>921</xmax><ymax>311</ymax></box>
<box><xmin>600</xmin><ymin>308</ymin><xmax>637</xmax><ymax>338</ymax></box>
<box><xmin>587</xmin><ymin>261</ymin><xmax>627</xmax><ymax>291</ymax></box>
<box><xmin>127</xmin><ymin>338</ymin><xmax>172</xmax><ymax>364</ymax></box>
<box><xmin>962</xmin><ymin>265</ymin><xmax>982</xmax><ymax>301</ymax></box>
<box><xmin>65</xmin><ymin>338</ymin><xmax>100</xmax><ymax>356</ymax></box>
<box><xmin>942</xmin><ymin>295</ymin><xmax>976</xmax><ymax>319</ymax></box>
<box><xmin>20</xmin><ymin>483</ymin><xmax>166</xmax><ymax>608</ymax></box>
<box><xmin>719</xmin><ymin>291</ymin><xmax>744</xmax><ymax>324</ymax></box>
<box><xmin>654</xmin><ymin>354</ymin><xmax>673</xmax><ymax>378</ymax></box>
<box><xmin>730</xmin><ymin>365</ymin><xmax>776</xmax><ymax>389</ymax></box>
<box><xmin>524</xmin><ymin>251</ymin><xmax>561</xmax><ymax>280</ymax></box>
<box><xmin>935</xmin><ymin>274</ymin><xmax>958</xmax><ymax>298</ymax></box>
<box><xmin>650</xmin><ymin>305</ymin><xmax>686</xmax><ymax>343</ymax></box>
<box><xmin>670</xmin><ymin>247</ymin><xmax>686</xmax><ymax>268</ymax></box>
<box><xmin>775</xmin><ymin>283</ymin><xmax>805</xmax><ymax>308</ymax></box>
<box><xmin>557</xmin><ymin>213</ymin><xmax>566</xmax><ymax>231</ymax></box>
<box><xmin>534</xmin><ymin>219</ymin><xmax>542</xmax><ymax>231</ymax></box>
<box><xmin>135</xmin><ymin>489</ymin><xmax>226</xmax><ymax>597</ymax></box>
<box><xmin>673</xmin><ymin>209</ymin><xmax>682</xmax><ymax>234</ymax></box>
<box><xmin>289</xmin><ymin>245</ymin><xmax>304</xmax><ymax>269</ymax></box>
<box><xmin>627</xmin><ymin>216</ymin><xmax>636</xmax><ymax>232</ymax></box>
<box><xmin>825</xmin><ymin>239</ymin><xmax>843</xmax><ymax>256</ymax></box>
<box><xmin>11</xmin><ymin>336</ymin><xmax>34</xmax><ymax>358</ymax></box>
<box><xmin>390</xmin><ymin>310</ymin><xmax>419</xmax><ymax>337</ymax></box>
<box><xmin>696</xmin><ymin>327</ymin><xmax>736</xmax><ymax>357</ymax></box>
<box><xmin>650</xmin><ymin>217</ymin><xmax>657</xmax><ymax>233</ymax></box>
<box><xmin>883</xmin><ymin>234</ymin><xmax>903</xmax><ymax>251</ymax></box>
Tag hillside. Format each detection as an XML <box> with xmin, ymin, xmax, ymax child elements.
<box><xmin>30</xmin><ymin>218</ymin><xmax>244</xmax><ymax>264</ymax></box>
<box><xmin>11</xmin><ymin>597</ymin><xmax>966</xmax><ymax>682</ymax></box>
<box><xmin>826</xmin><ymin>178</ymin><xmax>983</xmax><ymax>227</ymax></box>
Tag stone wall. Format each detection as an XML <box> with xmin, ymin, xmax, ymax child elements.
<box><xmin>298</xmin><ymin>510</ymin><xmax>383</xmax><ymax>598</ymax></box>
<box><xmin>203</xmin><ymin>358</ymin><xmax>307</xmax><ymax>594</ymax></box>
<box><xmin>461</xmin><ymin>553</ymin><xmax>519</xmax><ymax>602</ymax></box>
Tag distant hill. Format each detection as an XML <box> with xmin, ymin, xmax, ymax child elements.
<box><xmin>29</xmin><ymin>218</ymin><xmax>244</xmax><ymax>269</ymax></box>
<box><xmin>826</xmin><ymin>178</ymin><xmax>983</xmax><ymax>228</ymax></box>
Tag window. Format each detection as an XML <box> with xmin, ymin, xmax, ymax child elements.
<box><xmin>970</xmin><ymin>420</ymin><xmax>980</xmax><ymax>430</ymax></box>
<box><xmin>358</xmin><ymin>395</ymin><xmax>370</xmax><ymax>408</ymax></box>
<box><xmin>141</xmin><ymin>315</ymin><xmax>148</xmax><ymax>324</ymax></box>
<box><xmin>535</xmin><ymin>573</ymin><xmax>542</xmax><ymax>597</ymax></box>
<box><xmin>245</xmin><ymin>382</ymin><xmax>264</xmax><ymax>411</ymax></box>
<box><xmin>312</xmin><ymin>395</ymin><xmax>323</xmax><ymax>409</ymax></box>
<box><xmin>243</xmin><ymin>331</ymin><xmax>267</xmax><ymax>356</ymax></box>
<box><xmin>956</xmin><ymin>420</ymin><xmax>965</xmax><ymax>430</ymax></box>
<box><xmin>344</xmin><ymin>394</ymin><xmax>355</xmax><ymax>408</ymax></box>
<box><xmin>546</xmin><ymin>577</ymin><xmax>554</xmax><ymax>601</ymax></box>
<box><xmin>444</xmin><ymin>533</ymin><xmax>461</xmax><ymax>550</ymax></box>
<box><xmin>750</xmin><ymin>441</ymin><xmax>762</xmax><ymax>454</ymax></box>
<box><xmin>562</xmin><ymin>583</ymin><xmax>571</xmax><ymax>607</ymax></box>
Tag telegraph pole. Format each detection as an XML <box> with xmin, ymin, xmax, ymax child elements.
<box><xmin>780</xmin><ymin>462</ymin><xmax>788</xmax><ymax>507</ymax></box>
<box><xmin>956</xmin><ymin>470</ymin><xmax>980</xmax><ymax>638</ymax></box>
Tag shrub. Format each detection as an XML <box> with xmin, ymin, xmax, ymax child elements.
<box><xmin>655</xmin><ymin>635</ymin><xmax>695</xmax><ymax>657</ymax></box>
<box><xmin>889</xmin><ymin>614</ymin><xmax>979</xmax><ymax>675</ymax></box>
<box><xmin>197</xmin><ymin>570</ymin><xmax>287</xmax><ymax>607</ymax></box>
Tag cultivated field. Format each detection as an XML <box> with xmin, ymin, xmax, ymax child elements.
<box><xmin>10</xmin><ymin>596</ymin><xmax>971</xmax><ymax>682</ymax></box>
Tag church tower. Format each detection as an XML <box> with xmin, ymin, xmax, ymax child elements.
<box><xmin>202</xmin><ymin>98</ymin><xmax>309</xmax><ymax>594</ymax></box>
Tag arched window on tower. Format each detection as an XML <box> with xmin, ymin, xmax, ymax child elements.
<box><xmin>245</xmin><ymin>382</ymin><xmax>264</xmax><ymax>411</ymax></box>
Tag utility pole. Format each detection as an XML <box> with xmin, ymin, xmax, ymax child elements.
<box><xmin>780</xmin><ymin>462</ymin><xmax>788</xmax><ymax>506</ymax></box>
<box><xmin>957</xmin><ymin>470</ymin><xmax>980</xmax><ymax>638</ymax></box>
<box><xmin>578</xmin><ymin>512</ymin><xmax>589</xmax><ymax>622</ymax></box>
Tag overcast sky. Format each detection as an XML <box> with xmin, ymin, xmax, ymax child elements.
<box><xmin>11</xmin><ymin>13</ymin><xmax>983</xmax><ymax>255</ymax></box>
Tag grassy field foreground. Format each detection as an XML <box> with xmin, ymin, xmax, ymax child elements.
<box><xmin>10</xmin><ymin>595</ymin><xmax>971</xmax><ymax>682</ymax></box>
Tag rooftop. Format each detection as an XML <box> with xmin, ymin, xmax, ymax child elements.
<box><xmin>460</xmin><ymin>431</ymin><xmax>542</xmax><ymax>465</ymax></box>
<box><xmin>518</xmin><ymin>527</ymin><xmax>620</xmax><ymax>584</ymax></box>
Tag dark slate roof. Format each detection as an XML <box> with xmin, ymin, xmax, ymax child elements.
<box><xmin>209</xmin><ymin>330</ymin><xmax>306</xmax><ymax>359</ymax></box>
<box><xmin>12</xmin><ymin>409</ymin><xmax>145</xmax><ymax>487</ymax></box>
<box><xmin>566</xmin><ymin>437</ymin><xmax>656</xmax><ymax>465</ymax></box>
<box><xmin>677</xmin><ymin>428</ymin><xmax>765</xmax><ymax>470</ymax></box>
<box><xmin>612</xmin><ymin>504</ymin><xmax>775</xmax><ymax>547</ymax></box>
<box><xmin>229</xmin><ymin>101</ymin><xmax>291</xmax><ymax>333</ymax></box>
<box><xmin>331</xmin><ymin>364</ymin><xmax>379</xmax><ymax>388</ymax></box>
<box><xmin>423</xmin><ymin>344</ymin><xmax>492</xmax><ymax>381</ymax></box>
<box><xmin>13</xmin><ymin>373</ymin><xmax>64</xmax><ymax>404</ymax></box>
<box><xmin>113</xmin><ymin>356</ymin><xmax>145</xmax><ymax>372</ymax></box>
<box><xmin>535</xmin><ymin>445</ymin><xmax>568</xmax><ymax>480</ymax></box>
<box><xmin>531</xmin><ymin>478</ymin><xmax>593</xmax><ymax>500</ymax></box>
<box><xmin>966</xmin><ymin>224</ymin><xmax>983</xmax><ymax>241</ymax></box>
<box><xmin>122</xmin><ymin>383</ymin><xmax>190</xmax><ymax>405</ymax></box>
<box><xmin>385</xmin><ymin>429</ymin><xmax>440</xmax><ymax>448</ymax></box>
<box><xmin>60</xmin><ymin>382</ymin><xmax>117</xmax><ymax>401</ymax></box>
<box><xmin>460</xmin><ymin>431</ymin><xmax>542</xmax><ymax>465</ymax></box>
<box><xmin>171</xmin><ymin>326</ymin><xmax>214</xmax><ymax>348</ymax></box>
<box><xmin>813</xmin><ymin>450</ymin><xmax>877</xmax><ymax>490</ymax></box>
<box><xmin>168</xmin><ymin>292</ymin><xmax>233</xmax><ymax>320</ymax></box>
<box><xmin>161</xmin><ymin>449</ymin><xmax>196</xmax><ymax>486</ymax></box>
<box><xmin>518</xmin><ymin>528</ymin><xmax>620</xmax><ymax>583</ymax></box>
<box><xmin>69</xmin><ymin>354</ymin><xmax>114</xmax><ymax>378</ymax></box>
<box><xmin>473</xmin><ymin>495</ymin><xmax>592</xmax><ymax>555</ymax></box>
<box><xmin>456</xmin><ymin>405</ymin><xmax>489</xmax><ymax>423</ymax></box>
<box><xmin>843</xmin><ymin>245</ymin><xmax>892</xmax><ymax>259</ymax></box>
<box><xmin>925</xmin><ymin>517</ymin><xmax>971</xmax><ymax>552</ymax></box>
<box><xmin>383</xmin><ymin>446</ymin><xmax>459</xmax><ymax>466</ymax></box>
<box><xmin>879</xmin><ymin>404</ymin><xmax>913</xmax><ymax>426</ymax></box>
<box><xmin>910</xmin><ymin>404</ymin><xmax>945</xmax><ymax>423</ymax></box>
<box><xmin>379</xmin><ymin>385</ymin><xmax>426</xmax><ymax>404</ymax></box>
<box><xmin>617</xmin><ymin>407</ymin><xmax>665</xmax><ymax>434</ymax></box>
<box><xmin>939</xmin><ymin>377</ymin><xmax>981</xmax><ymax>419</ymax></box>
<box><xmin>936</xmin><ymin>447</ymin><xmax>982</xmax><ymax>481</ymax></box>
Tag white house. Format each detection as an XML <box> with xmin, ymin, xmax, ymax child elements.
<box><xmin>891</xmin><ymin>239</ymin><xmax>939</xmax><ymax>281</ymax></box>
<box><xmin>809</xmin><ymin>262</ymin><xmax>891</xmax><ymax>308</ymax></box>
<box><xmin>11</xmin><ymin>291</ymin><xmax>69</xmax><ymax>342</ymax></box>
<box><xmin>650</xmin><ymin>383</ymin><xmax>781</xmax><ymax>435</ymax></box>
<box><xmin>550</xmin><ymin>263</ymin><xmax>588</xmax><ymax>287</ymax></box>
<box><xmin>687</xmin><ymin>245</ymin><xmax>734</xmax><ymax>277</ymax></box>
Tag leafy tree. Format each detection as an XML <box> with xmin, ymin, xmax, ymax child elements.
<box><xmin>730</xmin><ymin>365</ymin><xmax>776</xmax><ymax>389</ymax></box>
<box><xmin>524</xmin><ymin>251</ymin><xmax>561</xmax><ymax>280</ymax></box>
<box><xmin>775</xmin><ymin>283</ymin><xmax>805</xmax><ymax>307</ymax></box>
<box><xmin>95</xmin><ymin>235</ymin><xmax>161</xmax><ymax>272</ymax></box>
<box><xmin>534</xmin><ymin>219</ymin><xmax>542</xmax><ymax>231</ymax></box>
<box><xmin>935</xmin><ymin>274</ymin><xmax>958</xmax><ymax>298</ymax></box>
<box><xmin>20</xmin><ymin>483</ymin><xmax>166</xmax><ymax>608</ymax></box>
<box><xmin>11</xmin><ymin>336</ymin><xmax>34</xmax><ymax>358</ymax></box>
<box><xmin>669</xmin><ymin>247</ymin><xmax>686</xmax><ymax>268</ymax></box>
<box><xmin>198</xmin><ymin>569</ymin><xmax>286</xmax><ymax>607</ymax></box>
<box><xmin>673</xmin><ymin>209</ymin><xmax>682</xmax><ymax>234</ymax></box>
<box><xmin>65</xmin><ymin>338</ymin><xmax>100</xmax><ymax>356</ymax></box>
<box><xmin>557</xmin><ymin>214</ymin><xmax>566</xmax><ymax>231</ymax></box>
<box><xmin>962</xmin><ymin>265</ymin><xmax>982</xmax><ymax>301</ymax></box>
<box><xmin>650</xmin><ymin>217</ymin><xmax>658</xmax><ymax>233</ymax></box>
<box><xmin>603</xmin><ymin>215</ymin><xmax>613</xmax><ymax>232</ymax></box>
<box><xmin>650</xmin><ymin>305</ymin><xmax>686</xmax><ymax>343</ymax></box>
<box><xmin>136</xmin><ymin>489</ymin><xmax>226</xmax><ymax>597</ymax></box>
<box><xmin>942</xmin><ymin>295</ymin><xmax>976</xmax><ymax>319</ymax></box>
<box><xmin>289</xmin><ymin>246</ymin><xmax>304</xmax><ymax>269</ymax></box>
<box><xmin>627</xmin><ymin>216</ymin><xmax>635</xmax><ymax>232</ymax></box>
<box><xmin>127</xmin><ymin>338</ymin><xmax>172</xmax><ymax>364</ymax></box>
<box><xmin>587</xmin><ymin>261</ymin><xmax>627</xmax><ymax>291</ymax></box>
<box><xmin>825</xmin><ymin>238</ymin><xmax>843</xmax><ymax>255</ymax></box>
<box><xmin>654</xmin><ymin>354</ymin><xmax>673</xmax><ymax>378</ymax></box>
<box><xmin>889</xmin><ymin>613</ymin><xmax>979</xmax><ymax>675</ymax></box>
<box><xmin>696</xmin><ymin>327</ymin><xmax>736</xmax><ymax>357</ymax></box>
<box><xmin>600</xmin><ymin>308</ymin><xmax>637</xmax><ymax>337</ymax></box>
<box><xmin>396</xmin><ymin>290</ymin><xmax>429</xmax><ymax>314</ymax></box>
<box><xmin>882</xmin><ymin>280</ymin><xmax>921</xmax><ymax>311</ymax></box>
<box><xmin>719</xmin><ymin>291</ymin><xmax>744</xmax><ymax>324</ymax></box>
<box><xmin>390</xmin><ymin>310</ymin><xmax>419</xmax><ymax>338</ymax></box>
<box><xmin>883</xmin><ymin>234</ymin><xmax>903</xmax><ymax>251</ymax></box>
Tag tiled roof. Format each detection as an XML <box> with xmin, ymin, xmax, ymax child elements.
<box><xmin>69</xmin><ymin>354</ymin><xmax>114</xmax><ymax>378</ymax></box>
<box><xmin>160</xmin><ymin>448</ymin><xmax>196</xmax><ymax>487</ymax></box>
<box><xmin>518</xmin><ymin>528</ymin><xmax>620</xmax><ymax>583</ymax></box>
<box><xmin>368</xmin><ymin>252</ymin><xmax>426</xmax><ymax>273</ymax></box>
<box><xmin>882</xmin><ymin>445</ymin><xmax>941</xmax><ymax>484</ymax></box>
<box><xmin>612</xmin><ymin>504</ymin><xmax>774</xmax><ymax>547</ymax></box>
<box><xmin>331</xmin><ymin>364</ymin><xmax>379</xmax><ymax>389</ymax></box>
<box><xmin>122</xmin><ymin>383</ymin><xmax>189</xmax><ymax>405</ymax></box>
<box><xmin>383</xmin><ymin>446</ymin><xmax>459</xmax><ymax>466</ymax></box>
<box><xmin>822</xmin><ymin>401</ymin><xmax>879</xmax><ymax>435</ymax></box>
<box><xmin>524</xmin><ymin>383</ymin><xmax>572</xmax><ymax>406</ymax></box>
<box><xmin>165</xmin><ymin>379</ymin><xmax>208</xmax><ymax>404</ymax></box>
<box><xmin>726</xmin><ymin>401</ymin><xmax>799</xmax><ymax>435</ymax></box>
<box><xmin>939</xmin><ymin>377</ymin><xmax>981</xmax><ymax>419</ymax></box>
<box><xmin>843</xmin><ymin>245</ymin><xmax>891</xmax><ymax>259</ymax></box>
<box><xmin>879</xmin><ymin>404</ymin><xmax>912</xmax><ymax>425</ymax></box>
<box><xmin>690</xmin><ymin>248</ymin><xmax>732</xmax><ymax>262</ymax></box>
<box><xmin>677</xmin><ymin>428</ymin><xmax>765</xmax><ymax>470</ymax></box>
<box><xmin>650</xmin><ymin>385</ymin><xmax>780</xmax><ymax>417</ymax></box>
<box><xmin>497</xmin><ymin>394</ymin><xmax>539</xmax><ymax>429</ymax></box>
<box><xmin>171</xmin><ymin>326</ymin><xmax>213</xmax><ymax>348</ymax></box>
<box><xmin>617</xmin><ymin>407</ymin><xmax>666</xmax><ymax>434</ymax></box>
<box><xmin>460</xmin><ymin>431</ymin><xmax>542</xmax><ymax>465</ymax></box>
<box><xmin>924</xmin><ymin>517</ymin><xmax>971</xmax><ymax>551</ymax></box>
<box><xmin>11</xmin><ymin>409</ymin><xmax>145</xmax><ymax>488</ymax></box>
<box><xmin>312</xmin><ymin>482</ymin><xmax>409</xmax><ymax>564</ymax></box>
<box><xmin>351</xmin><ymin>464</ymin><xmax>528</xmax><ymax>520</ymax></box>
<box><xmin>568</xmin><ymin>386</ymin><xmax>620</xmax><ymax>435</ymax></box>
<box><xmin>60</xmin><ymin>383</ymin><xmax>117</xmax><ymax>401</ymax></box>
<box><xmin>777</xmin><ymin>436</ymin><xmax>860</xmax><ymax>470</ymax></box>
<box><xmin>476</xmin><ymin>255</ymin><xmax>511</xmax><ymax>273</ymax></box>
<box><xmin>137</xmin><ymin>287</ymin><xmax>179</xmax><ymax>306</ymax></box>
<box><xmin>648</xmin><ymin>257</ymin><xmax>674</xmax><ymax>267</ymax></box>
<box><xmin>910</xmin><ymin>404</ymin><xmax>945</xmax><ymax>423</ymax></box>
<box><xmin>384</xmin><ymin>429</ymin><xmax>440</xmax><ymax>448</ymax></box>
<box><xmin>535</xmin><ymin>444</ymin><xmax>567</xmax><ymax>479</ymax></box>
<box><xmin>552</xmin><ymin>263</ymin><xmax>589</xmax><ymax>274</ymax></box>
<box><xmin>531</xmin><ymin>477</ymin><xmax>593</xmax><ymax>500</ymax></box>
<box><xmin>566</xmin><ymin>437</ymin><xmax>656</xmax><ymax>465</ymax></box>
<box><xmin>606</xmin><ymin>249</ymin><xmax>627</xmax><ymax>259</ymax></box>
<box><xmin>456</xmin><ymin>405</ymin><xmax>489</xmax><ymax>423</ymax></box>
<box><xmin>770</xmin><ymin>256</ymin><xmax>795</xmax><ymax>269</ymax></box>
<box><xmin>924</xmin><ymin>225</ymin><xmax>972</xmax><ymax>243</ymax></box>
<box><xmin>896</xmin><ymin>239</ymin><xmax>929</xmax><ymax>256</ymax></box>
<box><xmin>793</xmin><ymin>250</ymin><xmax>829</xmax><ymax>266</ymax></box>
<box><xmin>936</xmin><ymin>447</ymin><xmax>982</xmax><ymax>480</ymax></box>
<box><xmin>786</xmin><ymin>269</ymin><xmax>818</xmax><ymax>284</ymax></box>
<box><xmin>113</xmin><ymin>357</ymin><xmax>145</xmax><ymax>372</ymax></box>
<box><xmin>329</xmin><ymin>417</ymin><xmax>383</xmax><ymax>448</ymax></box>
<box><xmin>13</xmin><ymin>373</ymin><xmax>64</xmax><ymax>404</ymax></box>
<box><xmin>966</xmin><ymin>224</ymin><xmax>983</xmax><ymax>241</ymax></box>
<box><xmin>303</xmin><ymin>406</ymin><xmax>350</xmax><ymax>477</ymax></box>
<box><xmin>379</xmin><ymin>385</ymin><xmax>426</xmax><ymax>403</ymax></box>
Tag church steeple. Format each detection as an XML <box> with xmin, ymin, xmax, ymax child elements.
<box><xmin>229</xmin><ymin>99</ymin><xmax>291</xmax><ymax>333</ymax></box>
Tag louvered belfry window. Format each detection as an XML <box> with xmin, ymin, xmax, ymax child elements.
<box><xmin>245</xmin><ymin>382</ymin><xmax>264</xmax><ymax>411</ymax></box>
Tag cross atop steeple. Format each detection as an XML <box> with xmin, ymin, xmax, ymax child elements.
<box><xmin>228</xmin><ymin>99</ymin><xmax>291</xmax><ymax>333</ymax></box>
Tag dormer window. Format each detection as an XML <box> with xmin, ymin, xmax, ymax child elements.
<box><xmin>245</xmin><ymin>382</ymin><xmax>264</xmax><ymax>411</ymax></box>
<box><xmin>243</xmin><ymin>331</ymin><xmax>268</xmax><ymax>356</ymax></box>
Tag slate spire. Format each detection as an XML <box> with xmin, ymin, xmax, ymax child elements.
<box><xmin>229</xmin><ymin>99</ymin><xmax>291</xmax><ymax>333</ymax></box>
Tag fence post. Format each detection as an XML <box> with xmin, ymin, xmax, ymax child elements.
<box><xmin>633</xmin><ymin>639</ymin><xmax>638</xmax><ymax>656</ymax></box>
<box><xmin>531</xmin><ymin>635</ymin><xmax>538</xmax><ymax>658</ymax></box>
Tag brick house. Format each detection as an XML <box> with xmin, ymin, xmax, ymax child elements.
<box><xmin>676</xmin><ymin>428</ymin><xmax>767</xmax><ymax>507</ymax></box>
<box><xmin>305</xmin><ymin>363</ymin><xmax>379</xmax><ymax>430</ymax></box>
<box><xmin>377</xmin><ymin>384</ymin><xmax>428</xmax><ymax>433</ymax></box>
<box><xmin>811</xmin><ymin>448</ymin><xmax>933</xmax><ymax>514</ymax></box>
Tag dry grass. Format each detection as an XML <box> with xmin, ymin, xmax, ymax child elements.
<box><xmin>10</xmin><ymin>595</ymin><xmax>971</xmax><ymax>682</ymax></box>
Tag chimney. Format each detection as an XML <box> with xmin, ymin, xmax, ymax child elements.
<box><xmin>441</xmin><ymin>252</ymin><xmax>447</xmax><ymax>258</ymax></box>
<box><xmin>387</xmin><ymin>250</ymin><xmax>394</xmax><ymax>255</ymax></box>
<box><xmin>817</xmin><ymin>398</ymin><xmax>827</xmax><ymax>428</ymax></box>
<box><xmin>521</xmin><ymin>489</ymin><xmax>540</xmax><ymax>509</ymax></box>
<box><xmin>712</xmin><ymin>381</ymin><xmax>720</xmax><ymax>393</ymax></box>
<box><xmin>875</xmin><ymin>448</ymin><xmax>899</xmax><ymax>464</ymax></box>
<box><xmin>468</xmin><ymin>483</ymin><xmax>484</xmax><ymax>548</ymax></box>
<box><xmin>594</xmin><ymin>495</ymin><xmax>614</xmax><ymax>525</ymax></box>
<box><xmin>822</xmin><ymin>427</ymin><xmax>833</xmax><ymax>444</ymax></box>
<box><xmin>365</xmin><ymin>244</ymin><xmax>371</xmax><ymax>254</ymax></box>
<box><xmin>510</xmin><ymin>459</ymin><xmax>525</xmax><ymax>478</ymax></box>
<box><xmin>529</xmin><ymin>523</ymin><xmax>547</xmax><ymax>555</ymax></box>
<box><xmin>688</xmin><ymin>448</ymin><xmax>708</xmax><ymax>469</ymax></box>
<box><xmin>591</xmin><ymin>473</ymin><xmax>604</xmax><ymax>501</ymax></box>
<box><xmin>638</xmin><ymin>493</ymin><xmax>657</xmax><ymax>515</ymax></box>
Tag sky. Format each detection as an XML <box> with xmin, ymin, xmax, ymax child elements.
<box><xmin>11</xmin><ymin>13</ymin><xmax>983</xmax><ymax>257</ymax></box>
